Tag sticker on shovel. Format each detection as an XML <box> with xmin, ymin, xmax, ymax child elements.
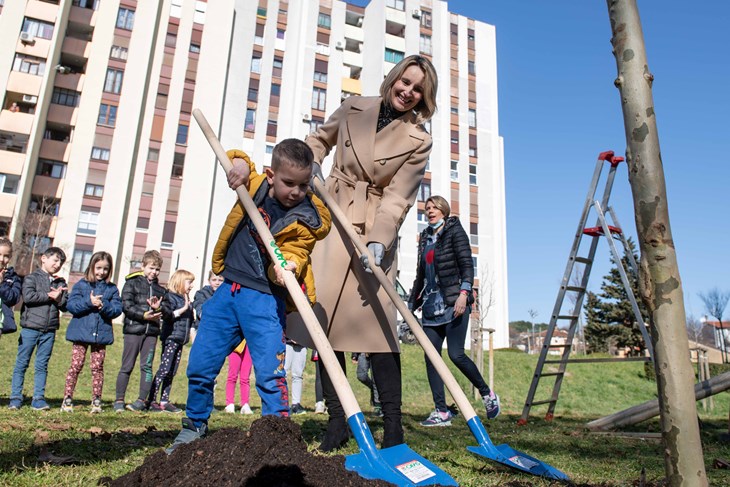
<box><xmin>395</xmin><ymin>460</ymin><xmax>437</xmax><ymax>483</ymax></box>
<box><xmin>509</xmin><ymin>455</ymin><xmax>539</xmax><ymax>470</ymax></box>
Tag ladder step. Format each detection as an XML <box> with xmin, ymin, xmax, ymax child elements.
<box><xmin>557</xmin><ymin>314</ymin><xmax>579</xmax><ymax>320</ymax></box>
<box><xmin>573</xmin><ymin>257</ymin><xmax>593</xmax><ymax>264</ymax></box>
<box><xmin>565</xmin><ymin>285</ymin><xmax>585</xmax><ymax>292</ymax></box>
<box><xmin>540</xmin><ymin>371</ymin><xmax>565</xmax><ymax>377</ymax></box>
<box><xmin>543</xmin><ymin>343</ymin><xmax>571</xmax><ymax>348</ymax></box>
<box><xmin>583</xmin><ymin>225</ymin><xmax>622</xmax><ymax>237</ymax></box>
<box><xmin>545</xmin><ymin>357</ymin><xmax>650</xmax><ymax>364</ymax></box>
<box><xmin>530</xmin><ymin>399</ymin><xmax>557</xmax><ymax>407</ymax></box>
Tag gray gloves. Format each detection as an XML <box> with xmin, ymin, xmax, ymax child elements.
<box><xmin>360</xmin><ymin>242</ymin><xmax>385</xmax><ymax>273</ymax></box>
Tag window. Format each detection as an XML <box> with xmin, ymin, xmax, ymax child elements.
<box><xmin>419</xmin><ymin>34</ymin><xmax>432</xmax><ymax>55</ymax></box>
<box><xmin>468</xmin><ymin>61</ymin><xmax>476</xmax><ymax>76</ymax></box>
<box><xmin>97</xmin><ymin>103</ymin><xmax>117</xmax><ymax>126</ymax></box>
<box><xmin>51</xmin><ymin>88</ymin><xmax>80</xmax><ymax>107</ymax></box>
<box><xmin>386</xmin><ymin>0</ymin><xmax>405</xmax><ymax>11</ymax></box>
<box><xmin>257</xmin><ymin>7</ymin><xmax>267</xmax><ymax>17</ymax></box>
<box><xmin>311</xmin><ymin>87</ymin><xmax>326</xmax><ymax>111</ymax></box>
<box><xmin>22</xmin><ymin>18</ymin><xmax>54</xmax><ymax>40</ymax></box>
<box><xmin>314</xmin><ymin>70</ymin><xmax>328</xmax><ymax>83</ymax></box>
<box><xmin>421</xmin><ymin>11</ymin><xmax>432</xmax><ymax>28</ymax></box>
<box><xmin>450</xmin><ymin>160</ymin><xmax>459</xmax><ymax>181</ymax></box>
<box><xmin>270</xmin><ymin>84</ymin><xmax>281</xmax><ymax>97</ymax></box>
<box><xmin>266</xmin><ymin>118</ymin><xmax>277</xmax><ymax>137</ymax></box>
<box><xmin>318</xmin><ymin>13</ymin><xmax>331</xmax><ymax>29</ymax></box>
<box><xmin>12</xmin><ymin>54</ymin><xmax>46</xmax><ymax>76</ymax></box>
<box><xmin>468</xmin><ymin>109</ymin><xmax>477</xmax><ymax>128</ymax></box>
<box><xmin>244</xmin><ymin>109</ymin><xmax>256</xmax><ymax>131</ymax></box>
<box><xmin>417</xmin><ymin>181</ymin><xmax>431</xmax><ymax>202</ymax></box>
<box><xmin>116</xmin><ymin>8</ymin><xmax>135</xmax><ymax>30</ymax></box>
<box><xmin>71</xmin><ymin>249</ymin><xmax>93</xmax><ymax>273</ymax></box>
<box><xmin>417</xmin><ymin>210</ymin><xmax>427</xmax><ymax>233</ymax></box>
<box><xmin>470</xmin><ymin>222</ymin><xmax>479</xmax><ymax>246</ymax></box>
<box><xmin>147</xmin><ymin>148</ymin><xmax>159</xmax><ymax>161</ymax></box>
<box><xmin>0</xmin><ymin>173</ymin><xmax>20</xmax><ymax>194</ymax></box>
<box><xmin>110</xmin><ymin>45</ymin><xmax>128</xmax><ymax>60</ymax></box>
<box><xmin>276</xmin><ymin>29</ymin><xmax>285</xmax><ymax>40</ymax></box>
<box><xmin>73</xmin><ymin>0</ymin><xmax>99</xmax><ymax>9</ymax></box>
<box><xmin>37</xmin><ymin>159</ymin><xmax>66</xmax><ymax>179</ymax></box>
<box><xmin>247</xmin><ymin>86</ymin><xmax>258</xmax><ymax>102</ymax></box>
<box><xmin>77</xmin><ymin>211</ymin><xmax>99</xmax><ymax>235</ymax></box>
<box><xmin>91</xmin><ymin>146</ymin><xmax>110</xmax><ymax>161</ymax></box>
<box><xmin>104</xmin><ymin>68</ymin><xmax>124</xmax><ymax>94</ymax></box>
<box><xmin>176</xmin><ymin>124</ymin><xmax>188</xmax><ymax>145</ymax></box>
<box><xmin>171</xmin><ymin>153</ymin><xmax>185</xmax><ymax>178</ymax></box>
<box><xmin>472</xmin><ymin>256</ymin><xmax>478</xmax><ymax>273</ymax></box>
<box><xmin>29</xmin><ymin>196</ymin><xmax>60</xmax><ymax>215</ymax></box>
<box><xmin>189</xmin><ymin>43</ymin><xmax>201</xmax><ymax>53</ymax></box>
<box><xmin>469</xmin><ymin>164</ymin><xmax>477</xmax><ymax>185</ymax></box>
<box><xmin>84</xmin><ymin>183</ymin><xmax>103</xmax><ymax>197</ymax></box>
<box><xmin>272</xmin><ymin>56</ymin><xmax>283</xmax><ymax>78</ymax></box>
<box><xmin>384</xmin><ymin>48</ymin><xmax>404</xmax><ymax>64</ymax></box>
<box><xmin>250</xmin><ymin>54</ymin><xmax>262</xmax><ymax>74</ymax></box>
<box><xmin>254</xmin><ymin>23</ymin><xmax>264</xmax><ymax>45</ymax></box>
<box><xmin>165</xmin><ymin>33</ymin><xmax>177</xmax><ymax>48</ymax></box>
<box><xmin>265</xmin><ymin>145</ymin><xmax>274</xmax><ymax>154</ymax></box>
<box><xmin>469</xmin><ymin>146</ymin><xmax>477</xmax><ymax>157</ymax></box>
<box><xmin>450</xmin><ymin>106</ymin><xmax>458</xmax><ymax>115</ymax></box>
<box><xmin>308</xmin><ymin>118</ymin><xmax>324</xmax><ymax>134</ymax></box>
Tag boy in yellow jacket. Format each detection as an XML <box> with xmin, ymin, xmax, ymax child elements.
<box><xmin>167</xmin><ymin>139</ymin><xmax>331</xmax><ymax>453</ymax></box>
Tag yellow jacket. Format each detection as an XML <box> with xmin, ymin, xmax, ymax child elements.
<box><xmin>212</xmin><ymin>149</ymin><xmax>331</xmax><ymax>310</ymax></box>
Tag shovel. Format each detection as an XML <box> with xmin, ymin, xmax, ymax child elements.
<box><xmin>193</xmin><ymin>109</ymin><xmax>457</xmax><ymax>487</ymax></box>
<box><xmin>311</xmin><ymin>178</ymin><xmax>570</xmax><ymax>481</ymax></box>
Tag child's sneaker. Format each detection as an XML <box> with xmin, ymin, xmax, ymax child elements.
<box><xmin>224</xmin><ymin>403</ymin><xmax>236</xmax><ymax>414</ymax></box>
<box><xmin>148</xmin><ymin>402</ymin><xmax>164</xmax><ymax>413</ymax></box>
<box><xmin>483</xmin><ymin>390</ymin><xmax>501</xmax><ymax>420</ymax></box>
<box><xmin>290</xmin><ymin>403</ymin><xmax>305</xmax><ymax>415</ymax></box>
<box><xmin>90</xmin><ymin>398</ymin><xmax>102</xmax><ymax>414</ymax></box>
<box><xmin>61</xmin><ymin>397</ymin><xmax>74</xmax><ymax>412</ymax></box>
<box><xmin>8</xmin><ymin>398</ymin><xmax>22</xmax><ymax>410</ymax></box>
<box><xmin>420</xmin><ymin>409</ymin><xmax>453</xmax><ymax>427</ymax></box>
<box><xmin>165</xmin><ymin>418</ymin><xmax>208</xmax><ymax>455</ymax></box>
<box><xmin>314</xmin><ymin>401</ymin><xmax>326</xmax><ymax>414</ymax></box>
<box><xmin>162</xmin><ymin>402</ymin><xmax>182</xmax><ymax>414</ymax></box>
<box><xmin>126</xmin><ymin>399</ymin><xmax>148</xmax><ymax>412</ymax></box>
<box><xmin>240</xmin><ymin>403</ymin><xmax>253</xmax><ymax>415</ymax></box>
<box><xmin>373</xmin><ymin>404</ymin><xmax>383</xmax><ymax>417</ymax></box>
<box><xmin>31</xmin><ymin>398</ymin><xmax>50</xmax><ymax>411</ymax></box>
<box><xmin>113</xmin><ymin>401</ymin><xmax>125</xmax><ymax>413</ymax></box>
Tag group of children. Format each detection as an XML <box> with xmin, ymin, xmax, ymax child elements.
<box><xmin>0</xmin><ymin>236</ymin><xmax>223</xmax><ymax>414</ymax></box>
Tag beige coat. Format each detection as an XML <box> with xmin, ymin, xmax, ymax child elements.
<box><xmin>287</xmin><ymin>96</ymin><xmax>432</xmax><ymax>353</ymax></box>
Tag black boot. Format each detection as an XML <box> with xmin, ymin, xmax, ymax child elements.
<box><xmin>318</xmin><ymin>416</ymin><xmax>350</xmax><ymax>452</ymax></box>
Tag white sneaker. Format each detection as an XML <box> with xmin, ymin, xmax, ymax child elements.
<box><xmin>240</xmin><ymin>403</ymin><xmax>253</xmax><ymax>415</ymax></box>
<box><xmin>314</xmin><ymin>401</ymin><xmax>326</xmax><ymax>414</ymax></box>
<box><xmin>224</xmin><ymin>403</ymin><xmax>236</xmax><ymax>413</ymax></box>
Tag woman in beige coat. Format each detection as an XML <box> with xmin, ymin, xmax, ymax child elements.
<box><xmin>289</xmin><ymin>55</ymin><xmax>438</xmax><ymax>451</ymax></box>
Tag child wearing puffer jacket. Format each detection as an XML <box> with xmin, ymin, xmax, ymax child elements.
<box><xmin>147</xmin><ymin>269</ymin><xmax>195</xmax><ymax>413</ymax></box>
<box><xmin>62</xmin><ymin>251</ymin><xmax>123</xmax><ymax>413</ymax></box>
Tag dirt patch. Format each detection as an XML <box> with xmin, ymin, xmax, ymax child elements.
<box><xmin>109</xmin><ymin>416</ymin><xmax>395</xmax><ymax>487</ymax></box>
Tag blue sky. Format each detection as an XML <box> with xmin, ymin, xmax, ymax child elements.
<box><xmin>351</xmin><ymin>1</ymin><xmax>730</xmax><ymax>324</ymax></box>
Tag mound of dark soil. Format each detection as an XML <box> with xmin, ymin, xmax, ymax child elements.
<box><xmin>110</xmin><ymin>416</ymin><xmax>394</xmax><ymax>487</ymax></box>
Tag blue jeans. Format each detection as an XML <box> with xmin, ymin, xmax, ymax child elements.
<box><xmin>423</xmin><ymin>309</ymin><xmax>490</xmax><ymax>412</ymax></box>
<box><xmin>11</xmin><ymin>328</ymin><xmax>56</xmax><ymax>400</ymax></box>
<box><xmin>186</xmin><ymin>281</ymin><xmax>288</xmax><ymax>424</ymax></box>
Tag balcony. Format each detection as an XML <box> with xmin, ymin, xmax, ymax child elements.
<box><xmin>46</xmin><ymin>104</ymin><xmax>78</xmax><ymax>126</ymax></box>
<box><xmin>26</xmin><ymin>0</ymin><xmax>59</xmax><ymax>23</ymax></box>
<box><xmin>341</xmin><ymin>78</ymin><xmax>362</xmax><ymax>95</ymax></box>
<box><xmin>7</xmin><ymin>72</ymin><xmax>43</xmax><ymax>98</ymax></box>
<box><xmin>54</xmin><ymin>72</ymin><xmax>85</xmax><ymax>92</ymax></box>
<box><xmin>0</xmin><ymin>152</ymin><xmax>26</xmax><ymax>174</ymax></box>
<box><xmin>343</xmin><ymin>49</ymin><xmax>363</xmax><ymax>67</ymax></box>
<box><xmin>69</xmin><ymin>5</ymin><xmax>97</xmax><ymax>26</ymax></box>
<box><xmin>0</xmin><ymin>194</ymin><xmax>17</xmax><ymax>219</ymax></box>
<box><xmin>17</xmin><ymin>37</ymin><xmax>51</xmax><ymax>59</ymax></box>
<box><xmin>62</xmin><ymin>37</ymin><xmax>91</xmax><ymax>61</ymax></box>
<box><xmin>344</xmin><ymin>24</ymin><xmax>364</xmax><ymax>43</ymax></box>
<box><xmin>39</xmin><ymin>139</ymin><xmax>70</xmax><ymax>162</ymax></box>
<box><xmin>0</xmin><ymin>110</ymin><xmax>34</xmax><ymax>134</ymax></box>
<box><xmin>384</xmin><ymin>34</ymin><xmax>406</xmax><ymax>52</ymax></box>
<box><xmin>31</xmin><ymin>175</ymin><xmax>65</xmax><ymax>199</ymax></box>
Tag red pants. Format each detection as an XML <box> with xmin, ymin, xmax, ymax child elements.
<box><xmin>64</xmin><ymin>343</ymin><xmax>106</xmax><ymax>400</ymax></box>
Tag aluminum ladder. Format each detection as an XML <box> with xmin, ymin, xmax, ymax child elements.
<box><xmin>518</xmin><ymin>151</ymin><xmax>654</xmax><ymax>425</ymax></box>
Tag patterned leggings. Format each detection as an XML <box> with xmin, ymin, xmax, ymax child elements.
<box><xmin>64</xmin><ymin>343</ymin><xmax>106</xmax><ymax>400</ymax></box>
<box><xmin>148</xmin><ymin>340</ymin><xmax>182</xmax><ymax>404</ymax></box>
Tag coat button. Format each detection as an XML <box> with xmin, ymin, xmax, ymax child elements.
<box><xmin>345</xmin><ymin>140</ymin><xmax>351</xmax><ymax>147</ymax></box>
<box><xmin>379</xmin><ymin>159</ymin><xmax>387</xmax><ymax>165</ymax></box>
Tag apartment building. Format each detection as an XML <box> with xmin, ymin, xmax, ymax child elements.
<box><xmin>0</xmin><ymin>0</ymin><xmax>508</xmax><ymax>348</ymax></box>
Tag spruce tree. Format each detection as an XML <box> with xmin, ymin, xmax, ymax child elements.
<box><xmin>583</xmin><ymin>238</ymin><xmax>650</xmax><ymax>354</ymax></box>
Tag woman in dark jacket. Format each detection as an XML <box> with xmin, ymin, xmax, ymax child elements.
<box><xmin>62</xmin><ymin>252</ymin><xmax>123</xmax><ymax>413</ymax></box>
<box><xmin>408</xmin><ymin>196</ymin><xmax>500</xmax><ymax>427</ymax></box>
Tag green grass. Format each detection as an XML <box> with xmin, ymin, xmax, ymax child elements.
<box><xmin>0</xmin><ymin>320</ymin><xmax>728</xmax><ymax>486</ymax></box>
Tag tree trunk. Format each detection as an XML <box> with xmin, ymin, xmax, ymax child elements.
<box><xmin>605</xmin><ymin>1</ymin><xmax>708</xmax><ymax>485</ymax></box>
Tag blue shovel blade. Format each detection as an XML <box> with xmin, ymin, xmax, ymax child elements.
<box><xmin>344</xmin><ymin>413</ymin><xmax>458</xmax><ymax>486</ymax></box>
<box><xmin>466</xmin><ymin>417</ymin><xmax>570</xmax><ymax>481</ymax></box>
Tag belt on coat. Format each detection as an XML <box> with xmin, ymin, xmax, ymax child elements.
<box><xmin>329</xmin><ymin>166</ymin><xmax>383</xmax><ymax>228</ymax></box>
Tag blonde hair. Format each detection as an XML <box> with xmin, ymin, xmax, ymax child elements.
<box><xmin>380</xmin><ymin>55</ymin><xmax>438</xmax><ymax>124</ymax></box>
<box><xmin>425</xmin><ymin>195</ymin><xmax>450</xmax><ymax>218</ymax></box>
<box><xmin>84</xmin><ymin>251</ymin><xmax>114</xmax><ymax>283</ymax></box>
<box><xmin>168</xmin><ymin>269</ymin><xmax>195</xmax><ymax>294</ymax></box>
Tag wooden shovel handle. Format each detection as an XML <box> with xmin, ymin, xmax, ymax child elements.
<box><xmin>312</xmin><ymin>178</ymin><xmax>480</xmax><ymax>422</ymax></box>
<box><xmin>192</xmin><ymin>109</ymin><xmax>361</xmax><ymax>419</ymax></box>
